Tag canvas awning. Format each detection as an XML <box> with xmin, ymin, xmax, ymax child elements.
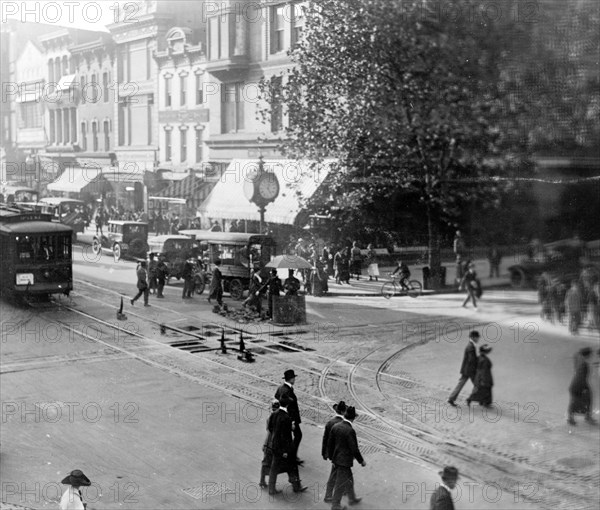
<box><xmin>198</xmin><ymin>159</ymin><xmax>332</xmax><ymax>225</ymax></box>
<box><xmin>47</xmin><ymin>166</ymin><xmax>104</xmax><ymax>193</ymax></box>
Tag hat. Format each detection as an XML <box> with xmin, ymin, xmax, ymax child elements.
<box><xmin>480</xmin><ymin>344</ymin><xmax>492</xmax><ymax>354</ymax></box>
<box><xmin>439</xmin><ymin>466</ymin><xmax>459</xmax><ymax>480</ymax></box>
<box><xmin>344</xmin><ymin>406</ymin><xmax>357</xmax><ymax>420</ymax></box>
<box><xmin>61</xmin><ymin>470</ymin><xmax>91</xmax><ymax>487</ymax></box>
<box><xmin>283</xmin><ymin>369</ymin><xmax>296</xmax><ymax>380</ymax></box>
<box><xmin>469</xmin><ymin>331</ymin><xmax>480</xmax><ymax>339</ymax></box>
<box><xmin>333</xmin><ymin>400</ymin><xmax>347</xmax><ymax>414</ymax></box>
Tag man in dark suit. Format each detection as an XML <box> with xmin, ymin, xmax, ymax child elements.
<box><xmin>275</xmin><ymin>369</ymin><xmax>303</xmax><ymax>463</ymax></box>
<box><xmin>267</xmin><ymin>394</ymin><xmax>307</xmax><ymax>496</ymax></box>
<box><xmin>322</xmin><ymin>401</ymin><xmax>347</xmax><ymax>503</ymax></box>
<box><xmin>327</xmin><ymin>406</ymin><xmax>366</xmax><ymax>510</ymax></box>
<box><xmin>430</xmin><ymin>466</ymin><xmax>459</xmax><ymax>510</ymax></box>
<box><xmin>448</xmin><ymin>331</ymin><xmax>480</xmax><ymax>406</ymax></box>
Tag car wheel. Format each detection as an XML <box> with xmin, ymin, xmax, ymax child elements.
<box><xmin>113</xmin><ymin>243</ymin><xmax>122</xmax><ymax>262</ymax></box>
<box><xmin>194</xmin><ymin>275</ymin><xmax>205</xmax><ymax>295</ymax></box>
<box><xmin>92</xmin><ymin>237</ymin><xmax>101</xmax><ymax>255</ymax></box>
<box><xmin>229</xmin><ymin>279</ymin><xmax>244</xmax><ymax>300</ymax></box>
<box><xmin>510</xmin><ymin>267</ymin><xmax>526</xmax><ymax>289</ymax></box>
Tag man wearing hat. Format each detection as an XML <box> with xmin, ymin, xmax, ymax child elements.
<box><xmin>430</xmin><ymin>466</ymin><xmax>459</xmax><ymax>510</ymax></box>
<box><xmin>60</xmin><ymin>469</ymin><xmax>91</xmax><ymax>510</ymax></box>
<box><xmin>327</xmin><ymin>406</ymin><xmax>366</xmax><ymax>510</ymax></box>
<box><xmin>448</xmin><ymin>331</ymin><xmax>480</xmax><ymax>406</ymax></box>
<box><xmin>322</xmin><ymin>401</ymin><xmax>348</xmax><ymax>503</ymax></box>
<box><xmin>275</xmin><ymin>369</ymin><xmax>303</xmax><ymax>463</ymax></box>
<box><xmin>267</xmin><ymin>394</ymin><xmax>307</xmax><ymax>495</ymax></box>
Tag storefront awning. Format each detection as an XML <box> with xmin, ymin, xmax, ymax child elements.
<box><xmin>47</xmin><ymin>166</ymin><xmax>103</xmax><ymax>193</ymax></box>
<box><xmin>198</xmin><ymin>159</ymin><xmax>332</xmax><ymax>225</ymax></box>
<box><xmin>57</xmin><ymin>74</ymin><xmax>77</xmax><ymax>91</ymax></box>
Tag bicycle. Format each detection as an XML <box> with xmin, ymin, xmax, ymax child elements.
<box><xmin>381</xmin><ymin>273</ymin><xmax>423</xmax><ymax>299</ymax></box>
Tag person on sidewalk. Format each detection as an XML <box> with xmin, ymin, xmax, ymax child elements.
<box><xmin>350</xmin><ymin>241</ymin><xmax>362</xmax><ymax>280</ymax></box>
<box><xmin>568</xmin><ymin>347</ymin><xmax>597</xmax><ymax>426</ymax></box>
<box><xmin>322</xmin><ymin>401</ymin><xmax>347</xmax><ymax>503</ymax></box>
<box><xmin>267</xmin><ymin>394</ymin><xmax>307</xmax><ymax>495</ymax></box>
<box><xmin>60</xmin><ymin>469</ymin><xmax>91</xmax><ymax>510</ymax></box>
<box><xmin>131</xmin><ymin>260</ymin><xmax>150</xmax><ymax>306</ymax></box>
<box><xmin>207</xmin><ymin>259</ymin><xmax>223</xmax><ymax>306</ymax></box>
<box><xmin>156</xmin><ymin>254</ymin><xmax>168</xmax><ymax>298</ymax></box>
<box><xmin>284</xmin><ymin>269</ymin><xmax>301</xmax><ymax>296</ymax></box>
<box><xmin>448</xmin><ymin>331</ymin><xmax>480</xmax><ymax>406</ymax></box>
<box><xmin>181</xmin><ymin>258</ymin><xmax>195</xmax><ymax>299</ymax></box>
<box><xmin>459</xmin><ymin>262</ymin><xmax>480</xmax><ymax>308</ymax></box>
<box><xmin>259</xmin><ymin>399</ymin><xmax>280</xmax><ymax>489</ymax></box>
<box><xmin>430</xmin><ymin>466</ymin><xmax>459</xmax><ymax>510</ymax></box>
<box><xmin>261</xmin><ymin>269</ymin><xmax>282</xmax><ymax>319</ymax></box>
<box><xmin>327</xmin><ymin>406</ymin><xmax>366</xmax><ymax>510</ymax></box>
<box><xmin>243</xmin><ymin>267</ymin><xmax>264</xmax><ymax>314</ymax></box>
<box><xmin>487</xmin><ymin>245</ymin><xmax>502</xmax><ymax>278</ymax></box>
<box><xmin>365</xmin><ymin>244</ymin><xmax>379</xmax><ymax>282</ymax></box>
<box><xmin>453</xmin><ymin>230</ymin><xmax>465</xmax><ymax>260</ymax></box>
<box><xmin>565</xmin><ymin>280</ymin><xmax>583</xmax><ymax>335</ymax></box>
<box><xmin>275</xmin><ymin>369</ymin><xmax>303</xmax><ymax>464</ymax></box>
<box><xmin>467</xmin><ymin>344</ymin><xmax>494</xmax><ymax>407</ymax></box>
<box><xmin>148</xmin><ymin>252</ymin><xmax>158</xmax><ymax>295</ymax></box>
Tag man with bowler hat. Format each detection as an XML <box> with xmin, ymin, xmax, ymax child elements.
<box><xmin>327</xmin><ymin>406</ymin><xmax>366</xmax><ymax>510</ymax></box>
<box><xmin>60</xmin><ymin>469</ymin><xmax>91</xmax><ymax>510</ymax></box>
<box><xmin>447</xmin><ymin>331</ymin><xmax>480</xmax><ymax>406</ymax></box>
<box><xmin>322</xmin><ymin>401</ymin><xmax>348</xmax><ymax>503</ymax></box>
<box><xmin>267</xmin><ymin>394</ymin><xmax>308</xmax><ymax>495</ymax></box>
<box><xmin>430</xmin><ymin>466</ymin><xmax>459</xmax><ymax>510</ymax></box>
<box><xmin>275</xmin><ymin>369</ymin><xmax>303</xmax><ymax>464</ymax></box>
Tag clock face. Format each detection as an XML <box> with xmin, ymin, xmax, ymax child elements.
<box><xmin>257</xmin><ymin>173</ymin><xmax>280</xmax><ymax>201</ymax></box>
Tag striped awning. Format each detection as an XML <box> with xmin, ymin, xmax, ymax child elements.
<box><xmin>47</xmin><ymin>166</ymin><xmax>103</xmax><ymax>193</ymax></box>
<box><xmin>198</xmin><ymin>159</ymin><xmax>332</xmax><ymax>225</ymax></box>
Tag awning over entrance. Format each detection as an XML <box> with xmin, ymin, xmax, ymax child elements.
<box><xmin>198</xmin><ymin>159</ymin><xmax>331</xmax><ymax>225</ymax></box>
<box><xmin>47</xmin><ymin>166</ymin><xmax>104</xmax><ymax>193</ymax></box>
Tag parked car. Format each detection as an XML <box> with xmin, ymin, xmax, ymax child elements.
<box><xmin>508</xmin><ymin>238</ymin><xmax>600</xmax><ymax>289</ymax></box>
<box><xmin>92</xmin><ymin>221</ymin><xmax>149</xmax><ymax>261</ymax></box>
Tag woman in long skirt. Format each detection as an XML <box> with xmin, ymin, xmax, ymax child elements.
<box><xmin>568</xmin><ymin>347</ymin><xmax>596</xmax><ymax>425</ymax></box>
<box><xmin>366</xmin><ymin>244</ymin><xmax>379</xmax><ymax>282</ymax></box>
<box><xmin>467</xmin><ymin>344</ymin><xmax>493</xmax><ymax>407</ymax></box>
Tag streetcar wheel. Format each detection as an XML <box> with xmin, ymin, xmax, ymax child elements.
<box><xmin>194</xmin><ymin>276</ymin><xmax>205</xmax><ymax>295</ymax></box>
<box><xmin>92</xmin><ymin>237</ymin><xmax>101</xmax><ymax>255</ymax></box>
<box><xmin>113</xmin><ymin>243</ymin><xmax>122</xmax><ymax>262</ymax></box>
<box><xmin>229</xmin><ymin>279</ymin><xmax>244</xmax><ymax>300</ymax></box>
<box><xmin>407</xmin><ymin>280</ymin><xmax>422</xmax><ymax>298</ymax></box>
<box><xmin>381</xmin><ymin>282</ymin><xmax>395</xmax><ymax>299</ymax></box>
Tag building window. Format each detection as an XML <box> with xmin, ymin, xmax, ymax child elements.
<box><xmin>81</xmin><ymin>122</ymin><xmax>87</xmax><ymax>151</ymax></box>
<box><xmin>80</xmin><ymin>76</ymin><xmax>86</xmax><ymax>104</ymax></box>
<box><xmin>147</xmin><ymin>94</ymin><xmax>154</xmax><ymax>145</ymax></box>
<box><xmin>92</xmin><ymin>121</ymin><xmax>98</xmax><ymax>151</ymax></box>
<box><xmin>104</xmin><ymin>120</ymin><xmax>110</xmax><ymax>151</ymax></box>
<box><xmin>165</xmin><ymin>129</ymin><xmax>172</xmax><ymax>162</ymax></box>
<box><xmin>118</xmin><ymin>102</ymin><xmax>127</xmax><ymax>146</ymax></box>
<box><xmin>54</xmin><ymin>58</ymin><xmax>61</xmax><ymax>82</ymax></box>
<box><xmin>103</xmin><ymin>72</ymin><xmax>109</xmax><ymax>103</ymax></box>
<box><xmin>270</xmin><ymin>76</ymin><xmax>283</xmax><ymax>133</ymax></box>
<box><xmin>180</xmin><ymin>75</ymin><xmax>187</xmax><ymax>106</ymax></box>
<box><xmin>71</xmin><ymin>108</ymin><xmax>77</xmax><ymax>143</ymax></box>
<box><xmin>49</xmin><ymin>110</ymin><xmax>55</xmax><ymax>142</ymax></box>
<box><xmin>180</xmin><ymin>128</ymin><xmax>187</xmax><ymax>162</ymax></box>
<box><xmin>48</xmin><ymin>60</ymin><xmax>55</xmax><ymax>84</ymax></box>
<box><xmin>270</xmin><ymin>5</ymin><xmax>286</xmax><ymax>54</ymax></box>
<box><xmin>19</xmin><ymin>102</ymin><xmax>42</xmax><ymax>129</ymax></box>
<box><xmin>91</xmin><ymin>74</ymin><xmax>98</xmax><ymax>102</ymax></box>
<box><xmin>221</xmin><ymin>83</ymin><xmax>244</xmax><ymax>133</ymax></box>
<box><xmin>63</xmin><ymin>108</ymin><xmax>70</xmax><ymax>143</ymax></box>
<box><xmin>165</xmin><ymin>76</ymin><xmax>172</xmax><ymax>107</ymax></box>
<box><xmin>56</xmin><ymin>109</ymin><xmax>63</xmax><ymax>143</ymax></box>
<box><xmin>62</xmin><ymin>56</ymin><xmax>69</xmax><ymax>75</ymax></box>
<box><xmin>195</xmin><ymin>74</ymin><xmax>203</xmax><ymax>105</ymax></box>
<box><xmin>195</xmin><ymin>129</ymin><xmax>203</xmax><ymax>163</ymax></box>
<box><xmin>291</xmin><ymin>3</ymin><xmax>306</xmax><ymax>46</ymax></box>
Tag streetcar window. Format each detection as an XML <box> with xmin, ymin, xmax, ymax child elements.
<box><xmin>16</xmin><ymin>236</ymin><xmax>34</xmax><ymax>261</ymax></box>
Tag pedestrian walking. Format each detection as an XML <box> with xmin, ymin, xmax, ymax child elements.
<box><xmin>487</xmin><ymin>244</ymin><xmax>502</xmax><ymax>278</ymax></box>
<box><xmin>538</xmin><ymin>273</ymin><xmax>552</xmax><ymax>321</ymax></box>
<box><xmin>567</xmin><ymin>347</ymin><xmax>597</xmax><ymax>426</ymax></box>
<box><xmin>267</xmin><ymin>394</ymin><xmax>307</xmax><ymax>495</ymax></box>
<box><xmin>181</xmin><ymin>258</ymin><xmax>195</xmax><ymax>299</ymax></box>
<box><xmin>156</xmin><ymin>254</ymin><xmax>168</xmax><ymax>298</ymax></box>
<box><xmin>430</xmin><ymin>466</ymin><xmax>459</xmax><ymax>510</ymax></box>
<box><xmin>131</xmin><ymin>260</ymin><xmax>150</xmax><ymax>306</ymax></box>
<box><xmin>261</xmin><ymin>269</ymin><xmax>282</xmax><ymax>319</ymax></box>
<box><xmin>59</xmin><ymin>469</ymin><xmax>91</xmax><ymax>510</ymax></box>
<box><xmin>365</xmin><ymin>244</ymin><xmax>379</xmax><ymax>282</ymax></box>
<box><xmin>259</xmin><ymin>399</ymin><xmax>280</xmax><ymax>489</ymax></box>
<box><xmin>95</xmin><ymin>209</ymin><xmax>104</xmax><ymax>236</ymax></box>
<box><xmin>243</xmin><ymin>267</ymin><xmax>264</xmax><ymax>314</ymax></box>
<box><xmin>207</xmin><ymin>259</ymin><xmax>223</xmax><ymax>306</ymax></box>
<box><xmin>467</xmin><ymin>344</ymin><xmax>494</xmax><ymax>407</ymax></box>
<box><xmin>275</xmin><ymin>369</ymin><xmax>303</xmax><ymax>463</ymax></box>
<box><xmin>565</xmin><ymin>280</ymin><xmax>583</xmax><ymax>334</ymax></box>
<box><xmin>448</xmin><ymin>331</ymin><xmax>480</xmax><ymax>406</ymax></box>
<box><xmin>327</xmin><ymin>406</ymin><xmax>366</xmax><ymax>510</ymax></box>
<box><xmin>350</xmin><ymin>241</ymin><xmax>362</xmax><ymax>280</ymax></box>
<box><xmin>459</xmin><ymin>262</ymin><xmax>480</xmax><ymax>308</ymax></box>
<box><xmin>453</xmin><ymin>230</ymin><xmax>465</xmax><ymax>259</ymax></box>
<box><xmin>322</xmin><ymin>401</ymin><xmax>347</xmax><ymax>503</ymax></box>
<box><xmin>148</xmin><ymin>252</ymin><xmax>158</xmax><ymax>295</ymax></box>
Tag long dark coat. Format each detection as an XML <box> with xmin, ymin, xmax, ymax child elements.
<box><xmin>274</xmin><ymin>383</ymin><xmax>301</xmax><ymax>425</ymax></box>
<box><xmin>470</xmin><ymin>354</ymin><xmax>493</xmax><ymax>406</ymax></box>
<box><xmin>460</xmin><ymin>342</ymin><xmax>478</xmax><ymax>379</ymax></box>
<box><xmin>208</xmin><ymin>266</ymin><xmax>223</xmax><ymax>300</ymax></box>
<box><xmin>569</xmin><ymin>353</ymin><xmax>591</xmax><ymax>415</ymax></box>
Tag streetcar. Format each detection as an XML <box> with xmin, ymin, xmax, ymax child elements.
<box><xmin>0</xmin><ymin>185</ymin><xmax>39</xmax><ymax>205</ymax></box>
<box><xmin>178</xmin><ymin>230</ymin><xmax>276</xmax><ymax>299</ymax></box>
<box><xmin>0</xmin><ymin>204</ymin><xmax>73</xmax><ymax>297</ymax></box>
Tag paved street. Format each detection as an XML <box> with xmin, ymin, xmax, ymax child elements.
<box><xmin>1</xmin><ymin>249</ymin><xmax>598</xmax><ymax>510</ymax></box>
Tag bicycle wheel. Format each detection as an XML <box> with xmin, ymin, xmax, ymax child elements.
<box><xmin>381</xmin><ymin>282</ymin><xmax>396</xmax><ymax>299</ymax></box>
<box><xmin>407</xmin><ymin>280</ymin><xmax>422</xmax><ymax>298</ymax></box>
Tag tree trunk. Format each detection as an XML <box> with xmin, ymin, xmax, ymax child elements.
<box><xmin>426</xmin><ymin>203</ymin><xmax>444</xmax><ymax>289</ymax></box>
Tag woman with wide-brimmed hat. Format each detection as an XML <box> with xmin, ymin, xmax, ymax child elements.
<box><xmin>59</xmin><ymin>469</ymin><xmax>91</xmax><ymax>510</ymax></box>
<box><xmin>467</xmin><ymin>344</ymin><xmax>494</xmax><ymax>407</ymax></box>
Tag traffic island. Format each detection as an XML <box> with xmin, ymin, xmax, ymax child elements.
<box><xmin>272</xmin><ymin>295</ymin><xmax>307</xmax><ymax>325</ymax></box>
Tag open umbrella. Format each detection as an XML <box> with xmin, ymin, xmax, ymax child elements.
<box><xmin>266</xmin><ymin>255</ymin><xmax>313</xmax><ymax>270</ymax></box>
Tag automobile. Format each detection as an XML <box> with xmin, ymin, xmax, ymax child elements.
<box><xmin>38</xmin><ymin>198</ymin><xmax>89</xmax><ymax>238</ymax></box>
<box><xmin>508</xmin><ymin>238</ymin><xmax>600</xmax><ymax>289</ymax></box>
<box><xmin>92</xmin><ymin>221</ymin><xmax>149</xmax><ymax>262</ymax></box>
